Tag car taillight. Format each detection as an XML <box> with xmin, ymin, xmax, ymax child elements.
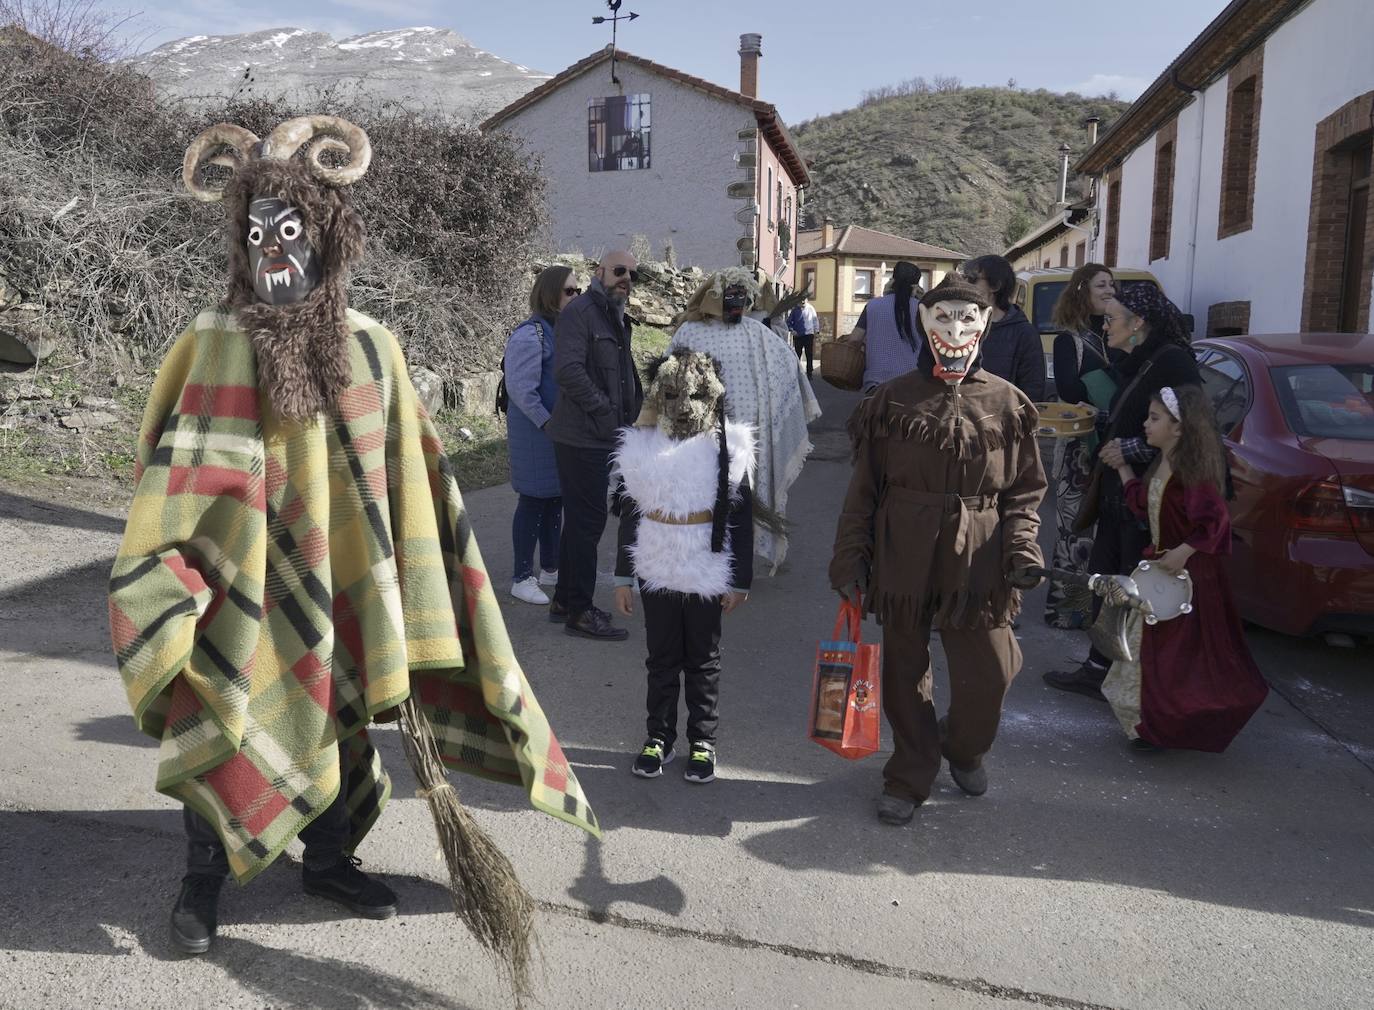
<box><xmin>1291</xmin><ymin>480</ymin><xmax>1368</xmax><ymax>538</ymax></box>
<box><xmin>1341</xmin><ymin>477</ymin><xmax>1374</xmax><ymax>540</ymax></box>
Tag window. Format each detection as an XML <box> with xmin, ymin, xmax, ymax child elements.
<box><xmin>777</xmin><ymin>181</ymin><xmax>784</xmax><ymax>233</ymax></box>
<box><xmin>1219</xmin><ymin>50</ymin><xmax>1262</xmax><ymax>238</ymax></box>
<box><xmin>803</xmin><ymin>266</ymin><xmax>816</xmax><ymax>296</ymax></box>
<box><xmin>587</xmin><ymin>94</ymin><xmax>651</xmax><ymax>172</ymax></box>
<box><xmin>1195</xmin><ymin>349</ymin><xmax>1251</xmax><ymax>435</ymax></box>
<box><xmin>1339</xmin><ymin>141</ymin><xmax>1372</xmax><ymax>332</ymax></box>
<box><xmin>766</xmin><ymin>166</ymin><xmax>774</xmax><ymax>229</ymax></box>
<box><xmin>1058</xmin><ymin>245</ymin><xmax>1069</xmax><ymax>267</ymax></box>
<box><xmin>1105</xmin><ymin>173</ymin><xmax>1122</xmax><ymax>267</ymax></box>
<box><xmin>1272</xmin><ymin>364</ymin><xmax>1374</xmax><ymax>440</ymax></box>
<box><xmin>1074</xmin><ymin>241</ymin><xmax>1086</xmax><ymax>266</ymax></box>
<box><xmin>1150</xmin><ymin>123</ymin><xmax>1177</xmax><ymax>261</ymax></box>
<box><xmin>853</xmin><ymin>269</ymin><xmax>875</xmax><ymax>300</ymax></box>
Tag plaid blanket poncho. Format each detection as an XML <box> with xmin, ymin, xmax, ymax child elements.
<box><xmin>109</xmin><ymin>308</ymin><xmax>598</xmax><ymax>882</ymax></box>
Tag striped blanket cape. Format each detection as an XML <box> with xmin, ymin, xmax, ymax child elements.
<box><xmin>109</xmin><ymin>308</ymin><xmax>598</xmax><ymax>883</ymax></box>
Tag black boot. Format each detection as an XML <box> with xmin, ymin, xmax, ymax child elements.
<box><xmin>565</xmin><ymin>606</ymin><xmax>629</xmax><ymax>641</ymax></box>
<box><xmin>1042</xmin><ymin>662</ymin><xmax>1108</xmax><ymax>701</ymax></box>
<box><xmin>302</xmin><ymin>855</ymin><xmax>398</xmax><ymax>919</ymax></box>
<box><xmin>169</xmin><ymin>873</ymin><xmax>224</xmax><ymax>955</ymax></box>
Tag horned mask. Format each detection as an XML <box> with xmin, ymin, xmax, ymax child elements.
<box><xmin>917</xmin><ymin>274</ymin><xmax>992</xmax><ymax>385</ymax></box>
<box><xmin>180</xmin><ymin>116</ymin><xmax>372</xmax><ymax>421</ymax></box>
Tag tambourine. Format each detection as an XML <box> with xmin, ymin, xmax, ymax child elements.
<box><xmin>1130</xmin><ymin>561</ymin><xmax>1193</xmax><ymax>624</ymax></box>
<box><xmin>1033</xmin><ymin>401</ymin><xmax>1097</xmax><ymax>438</ymax></box>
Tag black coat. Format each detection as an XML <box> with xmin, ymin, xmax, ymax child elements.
<box><xmin>979</xmin><ymin>305</ymin><xmax>1046</xmax><ymax>401</ymax></box>
<box><xmin>546</xmin><ymin>286</ymin><xmax>645</xmax><ymax>450</ymax></box>
<box><xmin>1100</xmin><ymin>334</ymin><xmax>1202</xmax><ymax>502</ymax></box>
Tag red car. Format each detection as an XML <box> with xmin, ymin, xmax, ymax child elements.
<box><xmin>1192</xmin><ymin>333</ymin><xmax>1374</xmax><ymax>638</ymax></box>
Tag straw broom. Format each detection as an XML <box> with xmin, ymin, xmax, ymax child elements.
<box><xmin>396</xmin><ymin>695</ymin><xmax>537</xmax><ymax>1003</ymax></box>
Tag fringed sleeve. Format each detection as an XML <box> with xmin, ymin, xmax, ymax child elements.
<box><xmin>1182</xmin><ymin>482</ymin><xmax>1232</xmax><ymax>555</ymax></box>
<box><xmin>828</xmin><ymin>396</ymin><xmax>884</xmax><ymax>591</ymax></box>
<box><xmin>998</xmin><ymin>403</ymin><xmax>1048</xmax><ymax>574</ymax></box>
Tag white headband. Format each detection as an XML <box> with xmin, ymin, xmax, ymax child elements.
<box><xmin>1160</xmin><ymin>386</ymin><xmax>1180</xmax><ymax>420</ymax></box>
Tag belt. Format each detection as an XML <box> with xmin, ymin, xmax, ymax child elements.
<box><xmin>884</xmin><ymin>487</ymin><xmax>998</xmax><ymax>555</ymax></box>
<box><xmin>645</xmin><ymin>509</ymin><xmax>713</xmax><ymax>526</ymax></box>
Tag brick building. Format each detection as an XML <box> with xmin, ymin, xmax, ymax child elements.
<box><xmin>1075</xmin><ymin>0</ymin><xmax>1374</xmax><ymax>337</ymax></box>
<box><xmin>482</xmin><ymin>35</ymin><xmax>808</xmax><ymax>287</ymax></box>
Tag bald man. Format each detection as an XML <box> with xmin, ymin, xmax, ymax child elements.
<box><xmin>545</xmin><ymin>251</ymin><xmax>646</xmax><ymax>641</ymax></box>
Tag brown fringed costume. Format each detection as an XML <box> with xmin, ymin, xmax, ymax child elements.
<box><xmin>830</xmin><ymin>276</ymin><xmax>1047</xmax><ymax>806</ymax></box>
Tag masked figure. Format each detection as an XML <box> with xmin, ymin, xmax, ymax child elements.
<box><xmin>828</xmin><ymin>273</ymin><xmax>1048</xmax><ymax>826</ymax></box>
<box><xmin>669</xmin><ymin>267</ymin><xmax>821</xmax><ymax>572</ymax></box>
<box><xmin>108</xmin><ymin>117</ymin><xmax>597</xmax><ymax>957</ymax></box>
<box><xmin>612</xmin><ymin>349</ymin><xmax>756</xmax><ymax>783</ymax></box>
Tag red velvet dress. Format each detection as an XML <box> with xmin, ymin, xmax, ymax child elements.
<box><xmin>1116</xmin><ymin>476</ymin><xmax>1269</xmax><ymax>751</ymax></box>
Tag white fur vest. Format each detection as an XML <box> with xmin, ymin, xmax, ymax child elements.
<box><xmin>613</xmin><ymin>421</ymin><xmax>757</xmax><ymax>597</ymax></box>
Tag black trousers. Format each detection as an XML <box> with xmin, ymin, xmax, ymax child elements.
<box><xmin>183</xmin><ymin>777</ymin><xmax>350</xmax><ymax>879</ymax></box>
<box><xmin>792</xmin><ymin>334</ymin><xmax>816</xmax><ymax>376</ymax></box>
<box><xmin>642</xmin><ymin>587</ymin><xmax>723</xmax><ymax>748</ymax></box>
<box><xmin>552</xmin><ymin>443</ymin><xmax>613</xmax><ymax>616</ymax></box>
<box><xmin>1084</xmin><ymin>500</ymin><xmax>1150</xmax><ymax>669</ymax></box>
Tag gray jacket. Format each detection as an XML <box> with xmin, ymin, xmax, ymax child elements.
<box><xmin>546</xmin><ymin>282</ymin><xmax>644</xmax><ymax>450</ymax></box>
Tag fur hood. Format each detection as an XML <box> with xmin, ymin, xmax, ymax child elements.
<box><xmin>222</xmin><ymin>158</ymin><xmax>366</xmax><ymax>422</ymax></box>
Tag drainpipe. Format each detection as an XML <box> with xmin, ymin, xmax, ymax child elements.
<box><xmin>1172</xmin><ymin>67</ymin><xmax>1207</xmax><ymax>336</ymax></box>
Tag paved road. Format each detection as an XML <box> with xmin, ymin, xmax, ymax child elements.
<box><xmin>1</xmin><ymin>377</ymin><xmax>1371</xmax><ymax>1009</ymax></box>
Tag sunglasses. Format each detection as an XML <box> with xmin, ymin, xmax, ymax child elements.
<box><xmin>611</xmin><ymin>265</ymin><xmax>640</xmax><ymax>282</ymax></box>
<box><xmin>563</xmin><ymin>286</ymin><xmax>582</xmax><ymax>297</ymax></box>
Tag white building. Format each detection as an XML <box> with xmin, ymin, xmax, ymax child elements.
<box><xmin>482</xmin><ymin>36</ymin><xmax>808</xmax><ymax>287</ymax></box>
<box><xmin>1076</xmin><ymin>0</ymin><xmax>1374</xmax><ymax>337</ymax></box>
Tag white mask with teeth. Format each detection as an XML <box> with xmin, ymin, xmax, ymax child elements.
<box><xmin>918</xmin><ymin>298</ymin><xmax>992</xmax><ymax>385</ymax></box>
<box><xmin>247</xmin><ymin>195</ymin><xmax>322</xmax><ymax>306</ymax></box>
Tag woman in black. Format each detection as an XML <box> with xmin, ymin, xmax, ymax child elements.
<box><xmin>1045</xmin><ymin>264</ymin><xmax>1120</xmax><ymax>628</ymax></box>
<box><xmin>963</xmin><ymin>254</ymin><xmax>1046</xmax><ymax>401</ymax></box>
<box><xmin>1043</xmin><ymin>283</ymin><xmax>1201</xmax><ymax>699</ymax></box>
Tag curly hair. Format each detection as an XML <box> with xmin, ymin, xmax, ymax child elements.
<box><xmin>1051</xmin><ymin>263</ymin><xmax>1113</xmax><ymax>331</ymax></box>
<box><xmin>1155</xmin><ymin>385</ymin><xmax>1226</xmax><ymax>492</ymax></box>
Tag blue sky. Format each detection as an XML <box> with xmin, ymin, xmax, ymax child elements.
<box><xmin>109</xmin><ymin>0</ymin><xmax>1223</xmax><ymax>123</ymax></box>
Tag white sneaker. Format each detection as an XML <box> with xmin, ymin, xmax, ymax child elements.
<box><xmin>537</xmin><ymin>569</ymin><xmax>558</xmax><ymax>588</ymax></box>
<box><xmin>510</xmin><ymin>577</ymin><xmax>549</xmax><ymax>605</ymax></box>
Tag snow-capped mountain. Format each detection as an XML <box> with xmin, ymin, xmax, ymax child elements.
<box><xmin>131</xmin><ymin>27</ymin><xmax>551</xmax><ymax>122</ymax></box>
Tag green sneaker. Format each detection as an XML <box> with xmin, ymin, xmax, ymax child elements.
<box><xmin>683</xmin><ymin>741</ymin><xmax>716</xmax><ymax>784</ymax></box>
<box><xmin>632</xmin><ymin>737</ymin><xmax>675</xmax><ymax>778</ymax></box>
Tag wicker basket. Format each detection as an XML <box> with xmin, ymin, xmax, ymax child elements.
<box><xmin>819</xmin><ymin>338</ymin><xmax>865</xmax><ymax>391</ymax></box>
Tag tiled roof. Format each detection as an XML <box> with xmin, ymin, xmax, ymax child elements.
<box><xmin>796</xmin><ymin>224</ymin><xmax>965</xmax><ymax>261</ymax></box>
<box><xmin>480</xmin><ymin>45</ymin><xmax>809</xmax><ymax>187</ymax></box>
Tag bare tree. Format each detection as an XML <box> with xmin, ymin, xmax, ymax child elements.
<box><xmin>0</xmin><ymin>0</ymin><xmax>146</xmax><ymax>60</ymax></box>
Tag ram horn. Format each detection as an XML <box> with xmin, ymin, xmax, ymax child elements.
<box><xmin>182</xmin><ymin>123</ymin><xmax>260</xmax><ymax>203</ymax></box>
<box><xmin>261</xmin><ymin>115</ymin><xmax>372</xmax><ymax>187</ymax></box>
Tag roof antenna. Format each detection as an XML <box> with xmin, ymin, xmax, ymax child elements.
<box><xmin>592</xmin><ymin>0</ymin><xmax>639</xmax><ymax>85</ymax></box>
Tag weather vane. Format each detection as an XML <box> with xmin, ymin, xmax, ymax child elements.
<box><xmin>592</xmin><ymin>0</ymin><xmax>639</xmax><ymax>85</ymax></box>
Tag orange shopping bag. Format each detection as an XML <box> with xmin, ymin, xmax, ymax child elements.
<box><xmin>809</xmin><ymin>595</ymin><xmax>881</xmax><ymax>759</ymax></box>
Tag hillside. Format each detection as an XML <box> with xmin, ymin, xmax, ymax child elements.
<box><xmin>793</xmin><ymin>87</ymin><xmax>1129</xmax><ymax>257</ymax></box>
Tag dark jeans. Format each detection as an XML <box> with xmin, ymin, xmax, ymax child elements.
<box><xmin>512</xmin><ymin>493</ymin><xmax>562</xmax><ymax>582</ymax></box>
<box><xmin>183</xmin><ymin>779</ymin><xmax>349</xmax><ymax>879</ymax></box>
<box><xmin>552</xmin><ymin>442</ymin><xmax>613</xmax><ymax>616</ymax></box>
<box><xmin>642</xmin><ymin>586</ymin><xmax>723</xmax><ymax>748</ymax></box>
<box><xmin>1083</xmin><ymin>500</ymin><xmax>1150</xmax><ymax>670</ymax></box>
<box><xmin>792</xmin><ymin>334</ymin><xmax>816</xmax><ymax>376</ymax></box>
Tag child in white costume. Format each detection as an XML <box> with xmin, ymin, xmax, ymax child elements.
<box><xmin>613</xmin><ymin>350</ymin><xmax>756</xmax><ymax>784</ymax></box>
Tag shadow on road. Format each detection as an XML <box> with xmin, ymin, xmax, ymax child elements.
<box><xmin>0</xmin><ymin>490</ymin><xmax>127</xmax><ymax>534</ymax></box>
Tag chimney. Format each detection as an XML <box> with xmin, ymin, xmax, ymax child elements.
<box><xmin>1057</xmin><ymin>142</ymin><xmax>1072</xmax><ymax>206</ymax></box>
<box><xmin>739</xmin><ymin>33</ymin><xmax>762</xmax><ymax>98</ymax></box>
<box><xmin>1085</xmin><ymin>116</ymin><xmax>1101</xmax><ymax>147</ymax></box>
<box><xmin>821</xmin><ymin>217</ymin><xmax>834</xmax><ymax>249</ymax></box>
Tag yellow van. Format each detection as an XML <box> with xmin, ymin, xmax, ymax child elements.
<box><xmin>1012</xmin><ymin>267</ymin><xmax>1169</xmax><ymax>397</ymax></box>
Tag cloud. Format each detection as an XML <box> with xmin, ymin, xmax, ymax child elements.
<box><xmin>1063</xmin><ymin>73</ymin><xmax>1150</xmax><ymax>100</ymax></box>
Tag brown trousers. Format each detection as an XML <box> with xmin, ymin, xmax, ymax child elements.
<box><xmin>880</xmin><ymin>622</ymin><xmax>1022</xmax><ymax>802</ymax></box>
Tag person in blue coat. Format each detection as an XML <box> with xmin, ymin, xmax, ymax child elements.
<box><xmin>504</xmin><ymin>265</ymin><xmax>581</xmax><ymax>604</ymax></box>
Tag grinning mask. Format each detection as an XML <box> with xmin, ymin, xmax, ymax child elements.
<box><xmin>647</xmin><ymin>349</ymin><xmax>725</xmax><ymax>440</ymax></box>
<box><xmin>722</xmin><ymin>284</ymin><xmax>750</xmax><ymax>325</ymax></box>
<box><xmin>247</xmin><ymin>195</ymin><xmax>322</xmax><ymax>305</ymax></box>
<box><xmin>917</xmin><ymin>274</ymin><xmax>992</xmax><ymax>385</ymax></box>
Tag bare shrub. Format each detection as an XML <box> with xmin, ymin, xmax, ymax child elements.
<box><xmin>0</xmin><ymin>0</ymin><xmax>144</xmax><ymax>61</ymax></box>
